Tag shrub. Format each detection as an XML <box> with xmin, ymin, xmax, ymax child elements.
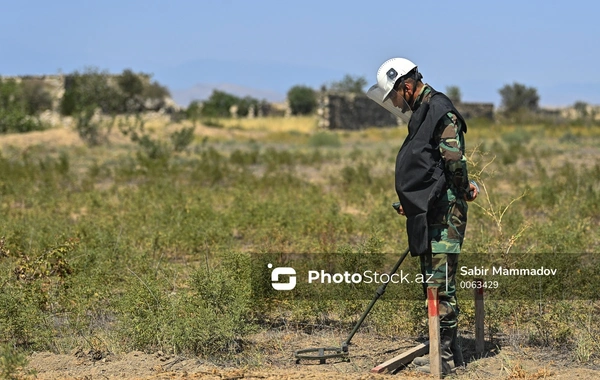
<box><xmin>203</xmin><ymin>119</ymin><xmax>224</xmax><ymax>128</ymax></box>
<box><xmin>116</xmin><ymin>252</ymin><xmax>254</xmax><ymax>356</ymax></box>
<box><xmin>229</xmin><ymin>148</ymin><xmax>260</xmax><ymax>166</ymax></box>
<box><xmin>180</xmin><ymin>252</ymin><xmax>254</xmax><ymax>355</ymax></box>
<box><xmin>61</xmin><ymin>68</ymin><xmax>170</xmax><ymax>117</ymax></box>
<box><xmin>501</xmin><ymin>128</ymin><xmax>533</xmax><ymax>145</ymax></box>
<box><xmin>287</xmin><ymin>85</ymin><xmax>317</xmax><ymax>115</ymax></box>
<box><xmin>74</xmin><ymin>108</ymin><xmax>109</xmax><ymax>146</ymax></box>
<box><xmin>499</xmin><ymin>82</ymin><xmax>540</xmax><ymax>114</ymax></box>
<box><xmin>143</xmin><ymin>81</ymin><xmax>170</xmax><ymax>99</ymax></box>
<box><xmin>116</xmin><ymin>273</ymin><xmax>170</xmax><ymax>351</ymax></box>
<box><xmin>307</xmin><ymin>131</ymin><xmax>341</xmax><ymax>147</ymax></box>
<box><xmin>201</xmin><ymin>90</ymin><xmax>238</xmax><ymax>118</ymax></box>
<box><xmin>446</xmin><ymin>85</ymin><xmax>462</xmax><ymax>104</ymax></box>
<box><xmin>20</xmin><ymin>78</ymin><xmax>53</xmax><ymax>115</ymax></box>
<box><xmin>236</xmin><ymin>95</ymin><xmax>261</xmax><ymax>117</ymax></box>
<box><xmin>170</xmin><ymin>126</ymin><xmax>195</xmax><ymax>152</ymax></box>
<box><xmin>0</xmin><ymin>283</ymin><xmax>53</xmax><ymax>350</ymax></box>
<box><xmin>186</xmin><ymin>100</ymin><xmax>202</xmax><ymax>126</ymax></box>
<box><xmin>328</xmin><ymin>74</ymin><xmax>367</xmax><ymax>94</ymax></box>
<box><xmin>117</xmin><ymin>69</ymin><xmax>144</xmax><ymax>98</ymax></box>
<box><xmin>0</xmin><ymin>343</ymin><xmax>33</xmax><ymax>380</ymax></box>
<box><xmin>0</xmin><ymin>109</ymin><xmax>45</xmax><ymax>134</ymax></box>
<box><xmin>61</xmin><ymin>67</ymin><xmax>125</xmax><ymax>116</ymax></box>
<box><xmin>136</xmin><ymin>135</ymin><xmax>171</xmax><ymax>161</ymax></box>
<box><xmin>0</xmin><ymin>79</ymin><xmax>46</xmax><ymax>133</ymax></box>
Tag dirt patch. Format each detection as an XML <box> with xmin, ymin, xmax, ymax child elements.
<box><xmin>27</xmin><ymin>330</ymin><xmax>600</xmax><ymax>379</ymax></box>
<box><xmin>0</xmin><ymin>123</ymin><xmax>270</xmax><ymax>152</ymax></box>
<box><xmin>0</xmin><ymin>128</ymin><xmax>83</xmax><ymax>150</ymax></box>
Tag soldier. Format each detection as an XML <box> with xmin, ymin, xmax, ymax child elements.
<box><xmin>367</xmin><ymin>58</ymin><xmax>479</xmax><ymax>375</ymax></box>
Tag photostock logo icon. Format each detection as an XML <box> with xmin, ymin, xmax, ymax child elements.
<box><xmin>268</xmin><ymin>263</ymin><xmax>296</xmax><ymax>291</ymax></box>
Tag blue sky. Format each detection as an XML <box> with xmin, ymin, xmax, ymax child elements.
<box><xmin>2</xmin><ymin>0</ymin><xmax>599</xmax><ymax>107</ymax></box>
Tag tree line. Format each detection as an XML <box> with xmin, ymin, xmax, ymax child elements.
<box><xmin>1</xmin><ymin>68</ymin><xmax>596</xmax><ymax>135</ymax></box>
<box><xmin>0</xmin><ymin>68</ymin><xmax>170</xmax><ymax>134</ymax></box>
<box><xmin>196</xmin><ymin>74</ymin><xmax>368</xmax><ymax>118</ymax></box>
<box><xmin>199</xmin><ymin>75</ymin><xmax>594</xmax><ymax>122</ymax></box>
<box><xmin>61</xmin><ymin>68</ymin><xmax>170</xmax><ymax>116</ymax></box>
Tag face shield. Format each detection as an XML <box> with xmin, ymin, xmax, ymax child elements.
<box><xmin>366</xmin><ymin>84</ymin><xmax>412</xmax><ymax>124</ymax></box>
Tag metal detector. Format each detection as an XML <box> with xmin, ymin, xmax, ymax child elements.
<box><xmin>294</xmin><ymin>247</ymin><xmax>411</xmax><ymax>364</ymax></box>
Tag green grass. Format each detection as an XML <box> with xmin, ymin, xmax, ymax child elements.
<box><xmin>0</xmin><ymin>122</ymin><xmax>599</xmax><ymax>363</ymax></box>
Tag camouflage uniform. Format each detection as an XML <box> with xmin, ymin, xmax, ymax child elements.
<box><xmin>413</xmin><ymin>85</ymin><xmax>469</xmax><ymax>331</ymax></box>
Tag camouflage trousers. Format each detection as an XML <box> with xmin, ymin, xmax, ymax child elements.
<box><xmin>419</xmin><ymin>252</ymin><xmax>459</xmax><ymax>329</ymax></box>
<box><xmin>418</xmin><ymin>188</ymin><xmax>468</xmax><ymax>329</ymax></box>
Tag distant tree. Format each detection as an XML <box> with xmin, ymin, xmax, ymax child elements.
<box><xmin>62</xmin><ymin>68</ymin><xmax>172</xmax><ymax>117</ymax></box>
<box><xmin>0</xmin><ymin>79</ymin><xmax>22</xmax><ymax>108</ymax></box>
<box><xmin>498</xmin><ymin>82</ymin><xmax>539</xmax><ymax>114</ymax></box>
<box><xmin>0</xmin><ymin>78</ymin><xmax>53</xmax><ymax>116</ymax></box>
<box><xmin>0</xmin><ymin>79</ymin><xmax>45</xmax><ymax>133</ymax></box>
<box><xmin>118</xmin><ymin>69</ymin><xmax>144</xmax><ymax>98</ymax></box>
<box><xmin>186</xmin><ymin>100</ymin><xmax>202</xmax><ymax>126</ymax></box>
<box><xmin>573</xmin><ymin>101</ymin><xmax>588</xmax><ymax>119</ymax></box>
<box><xmin>446</xmin><ymin>85</ymin><xmax>462</xmax><ymax>104</ymax></box>
<box><xmin>61</xmin><ymin>67</ymin><xmax>125</xmax><ymax>116</ymax></box>
<box><xmin>201</xmin><ymin>90</ymin><xmax>239</xmax><ymax>118</ymax></box>
<box><xmin>287</xmin><ymin>85</ymin><xmax>317</xmax><ymax>115</ymax></box>
<box><xmin>237</xmin><ymin>95</ymin><xmax>260</xmax><ymax>117</ymax></box>
<box><xmin>328</xmin><ymin>74</ymin><xmax>367</xmax><ymax>94</ymax></box>
<box><xmin>19</xmin><ymin>79</ymin><xmax>53</xmax><ymax>114</ymax></box>
<box><xmin>143</xmin><ymin>81</ymin><xmax>170</xmax><ymax>99</ymax></box>
<box><xmin>60</xmin><ymin>68</ymin><xmax>129</xmax><ymax>146</ymax></box>
<box><xmin>118</xmin><ymin>69</ymin><xmax>170</xmax><ymax>106</ymax></box>
<box><xmin>116</xmin><ymin>69</ymin><xmax>146</xmax><ymax>112</ymax></box>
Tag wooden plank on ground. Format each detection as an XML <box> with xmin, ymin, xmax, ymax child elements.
<box><xmin>370</xmin><ymin>342</ymin><xmax>429</xmax><ymax>374</ymax></box>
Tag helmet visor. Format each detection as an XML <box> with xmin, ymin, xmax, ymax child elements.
<box><xmin>366</xmin><ymin>84</ymin><xmax>412</xmax><ymax>124</ymax></box>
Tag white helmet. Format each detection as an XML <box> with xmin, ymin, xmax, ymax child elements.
<box><xmin>366</xmin><ymin>57</ymin><xmax>419</xmax><ymax>124</ymax></box>
<box><xmin>376</xmin><ymin>58</ymin><xmax>418</xmax><ymax>102</ymax></box>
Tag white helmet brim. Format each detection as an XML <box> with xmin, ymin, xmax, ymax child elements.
<box><xmin>366</xmin><ymin>84</ymin><xmax>412</xmax><ymax>124</ymax></box>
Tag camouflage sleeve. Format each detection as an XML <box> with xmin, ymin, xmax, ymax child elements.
<box><xmin>435</xmin><ymin>112</ymin><xmax>470</xmax><ymax>195</ymax></box>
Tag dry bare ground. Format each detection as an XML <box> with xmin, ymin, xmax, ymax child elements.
<box><xmin>26</xmin><ymin>329</ymin><xmax>600</xmax><ymax>379</ymax></box>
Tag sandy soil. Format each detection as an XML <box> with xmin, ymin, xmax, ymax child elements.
<box><xmin>26</xmin><ymin>329</ymin><xmax>600</xmax><ymax>380</ymax></box>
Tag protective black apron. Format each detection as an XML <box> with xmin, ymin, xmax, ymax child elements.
<box><xmin>395</xmin><ymin>88</ymin><xmax>467</xmax><ymax>256</ymax></box>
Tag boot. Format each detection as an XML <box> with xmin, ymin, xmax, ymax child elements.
<box><xmin>451</xmin><ymin>327</ymin><xmax>464</xmax><ymax>368</ymax></box>
<box><xmin>414</xmin><ymin>328</ymin><xmax>456</xmax><ymax>375</ymax></box>
<box><xmin>413</xmin><ymin>328</ymin><xmax>462</xmax><ymax>366</ymax></box>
